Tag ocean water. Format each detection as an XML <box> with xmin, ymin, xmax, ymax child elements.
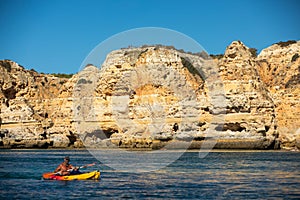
<box><xmin>0</xmin><ymin>149</ymin><xmax>299</xmax><ymax>199</ymax></box>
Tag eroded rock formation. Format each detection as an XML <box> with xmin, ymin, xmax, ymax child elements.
<box><xmin>0</xmin><ymin>40</ymin><xmax>299</xmax><ymax>150</ymax></box>
<box><xmin>257</xmin><ymin>41</ymin><xmax>300</xmax><ymax>150</ymax></box>
<box><xmin>0</xmin><ymin>60</ymin><xmax>79</xmax><ymax>148</ymax></box>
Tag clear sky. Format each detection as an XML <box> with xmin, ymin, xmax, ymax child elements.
<box><xmin>0</xmin><ymin>0</ymin><xmax>299</xmax><ymax>73</ymax></box>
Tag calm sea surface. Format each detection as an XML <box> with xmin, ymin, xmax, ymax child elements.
<box><xmin>0</xmin><ymin>149</ymin><xmax>299</xmax><ymax>199</ymax></box>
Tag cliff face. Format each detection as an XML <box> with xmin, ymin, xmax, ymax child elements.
<box><xmin>77</xmin><ymin>47</ymin><xmax>221</xmax><ymax>149</ymax></box>
<box><xmin>0</xmin><ymin>40</ymin><xmax>299</xmax><ymax>150</ymax></box>
<box><xmin>0</xmin><ymin>60</ymin><xmax>79</xmax><ymax>148</ymax></box>
<box><xmin>257</xmin><ymin>41</ymin><xmax>300</xmax><ymax>150</ymax></box>
<box><xmin>76</xmin><ymin>44</ymin><xmax>277</xmax><ymax>150</ymax></box>
<box><xmin>217</xmin><ymin>41</ymin><xmax>278</xmax><ymax>149</ymax></box>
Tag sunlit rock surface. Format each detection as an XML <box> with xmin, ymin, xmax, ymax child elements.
<box><xmin>0</xmin><ymin>40</ymin><xmax>299</xmax><ymax>150</ymax></box>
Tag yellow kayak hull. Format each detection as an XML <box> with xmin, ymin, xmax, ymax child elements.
<box><xmin>43</xmin><ymin>170</ymin><xmax>100</xmax><ymax>180</ymax></box>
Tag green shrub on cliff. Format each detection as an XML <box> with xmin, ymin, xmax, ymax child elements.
<box><xmin>51</xmin><ymin>73</ymin><xmax>73</xmax><ymax>78</ymax></box>
<box><xmin>275</xmin><ymin>40</ymin><xmax>297</xmax><ymax>47</ymax></box>
<box><xmin>249</xmin><ymin>48</ymin><xmax>258</xmax><ymax>58</ymax></box>
<box><xmin>209</xmin><ymin>54</ymin><xmax>224</xmax><ymax>59</ymax></box>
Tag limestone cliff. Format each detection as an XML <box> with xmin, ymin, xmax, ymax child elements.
<box><xmin>217</xmin><ymin>41</ymin><xmax>278</xmax><ymax>149</ymax></box>
<box><xmin>0</xmin><ymin>60</ymin><xmax>79</xmax><ymax>148</ymax></box>
<box><xmin>257</xmin><ymin>41</ymin><xmax>300</xmax><ymax>150</ymax></box>
<box><xmin>0</xmin><ymin>40</ymin><xmax>299</xmax><ymax>150</ymax></box>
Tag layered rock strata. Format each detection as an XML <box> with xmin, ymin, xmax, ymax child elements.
<box><xmin>0</xmin><ymin>60</ymin><xmax>80</xmax><ymax>148</ymax></box>
<box><xmin>0</xmin><ymin>40</ymin><xmax>299</xmax><ymax>150</ymax></box>
<box><xmin>257</xmin><ymin>41</ymin><xmax>300</xmax><ymax>150</ymax></box>
<box><xmin>76</xmin><ymin>44</ymin><xmax>277</xmax><ymax>150</ymax></box>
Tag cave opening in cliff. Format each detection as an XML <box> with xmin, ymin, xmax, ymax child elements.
<box><xmin>84</xmin><ymin>128</ymin><xmax>118</xmax><ymax>141</ymax></box>
<box><xmin>67</xmin><ymin>132</ymin><xmax>77</xmax><ymax>146</ymax></box>
<box><xmin>215</xmin><ymin>122</ymin><xmax>246</xmax><ymax>132</ymax></box>
<box><xmin>3</xmin><ymin>87</ymin><xmax>17</xmax><ymax>100</ymax></box>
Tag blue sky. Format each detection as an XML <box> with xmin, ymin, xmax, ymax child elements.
<box><xmin>0</xmin><ymin>0</ymin><xmax>299</xmax><ymax>73</ymax></box>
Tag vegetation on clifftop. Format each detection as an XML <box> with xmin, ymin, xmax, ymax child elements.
<box><xmin>274</xmin><ymin>40</ymin><xmax>297</xmax><ymax>47</ymax></box>
<box><xmin>50</xmin><ymin>73</ymin><xmax>73</xmax><ymax>78</ymax></box>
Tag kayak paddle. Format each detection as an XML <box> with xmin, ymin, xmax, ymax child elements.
<box><xmin>68</xmin><ymin>162</ymin><xmax>96</xmax><ymax>171</ymax></box>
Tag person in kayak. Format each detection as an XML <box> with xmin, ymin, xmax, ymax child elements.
<box><xmin>54</xmin><ymin>156</ymin><xmax>79</xmax><ymax>175</ymax></box>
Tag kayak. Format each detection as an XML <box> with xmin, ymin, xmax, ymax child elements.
<box><xmin>43</xmin><ymin>170</ymin><xmax>100</xmax><ymax>180</ymax></box>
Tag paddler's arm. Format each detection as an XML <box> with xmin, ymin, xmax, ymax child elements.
<box><xmin>54</xmin><ymin>164</ymin><xmax>62</xmax><ymax>173</ymax></box>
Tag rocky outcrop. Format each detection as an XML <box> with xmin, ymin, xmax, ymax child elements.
<box><xmin>0</xmin><ymin>40</ymin><xmax>299</xmax><ymax>150</ymax></box>
<box><xmin>216</xmin><ymin>41</ymin><xmax>278</xmax><ymax>149</ymax></box>
<box><xmin>76</xmin><ymin>47</ymin><xmax>218</xmax><ymax>149</ymax></box>
<box><xmin>74</xmin><ymin>43</ymin><xmax>277</xmax><ymax>150</ymax></box>
<box><xmin>0</xmin><ymin>60</ymin><xmax>80</xmax><ymax>148</ymax></box>
<box><xmin>257</xmin><ymin>41</ymin><xmax>300</xmax><ymax>150</ymax></box>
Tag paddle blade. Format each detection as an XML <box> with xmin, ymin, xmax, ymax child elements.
<box><xmin>86</xmin><ymin>163</ymin><xmax>96</xmax><ymax>167</ymax></box>
<box><xmin>79</xmin><ymin>163</ymin><xmax>96</xmax><ymax>169</ymax></box>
